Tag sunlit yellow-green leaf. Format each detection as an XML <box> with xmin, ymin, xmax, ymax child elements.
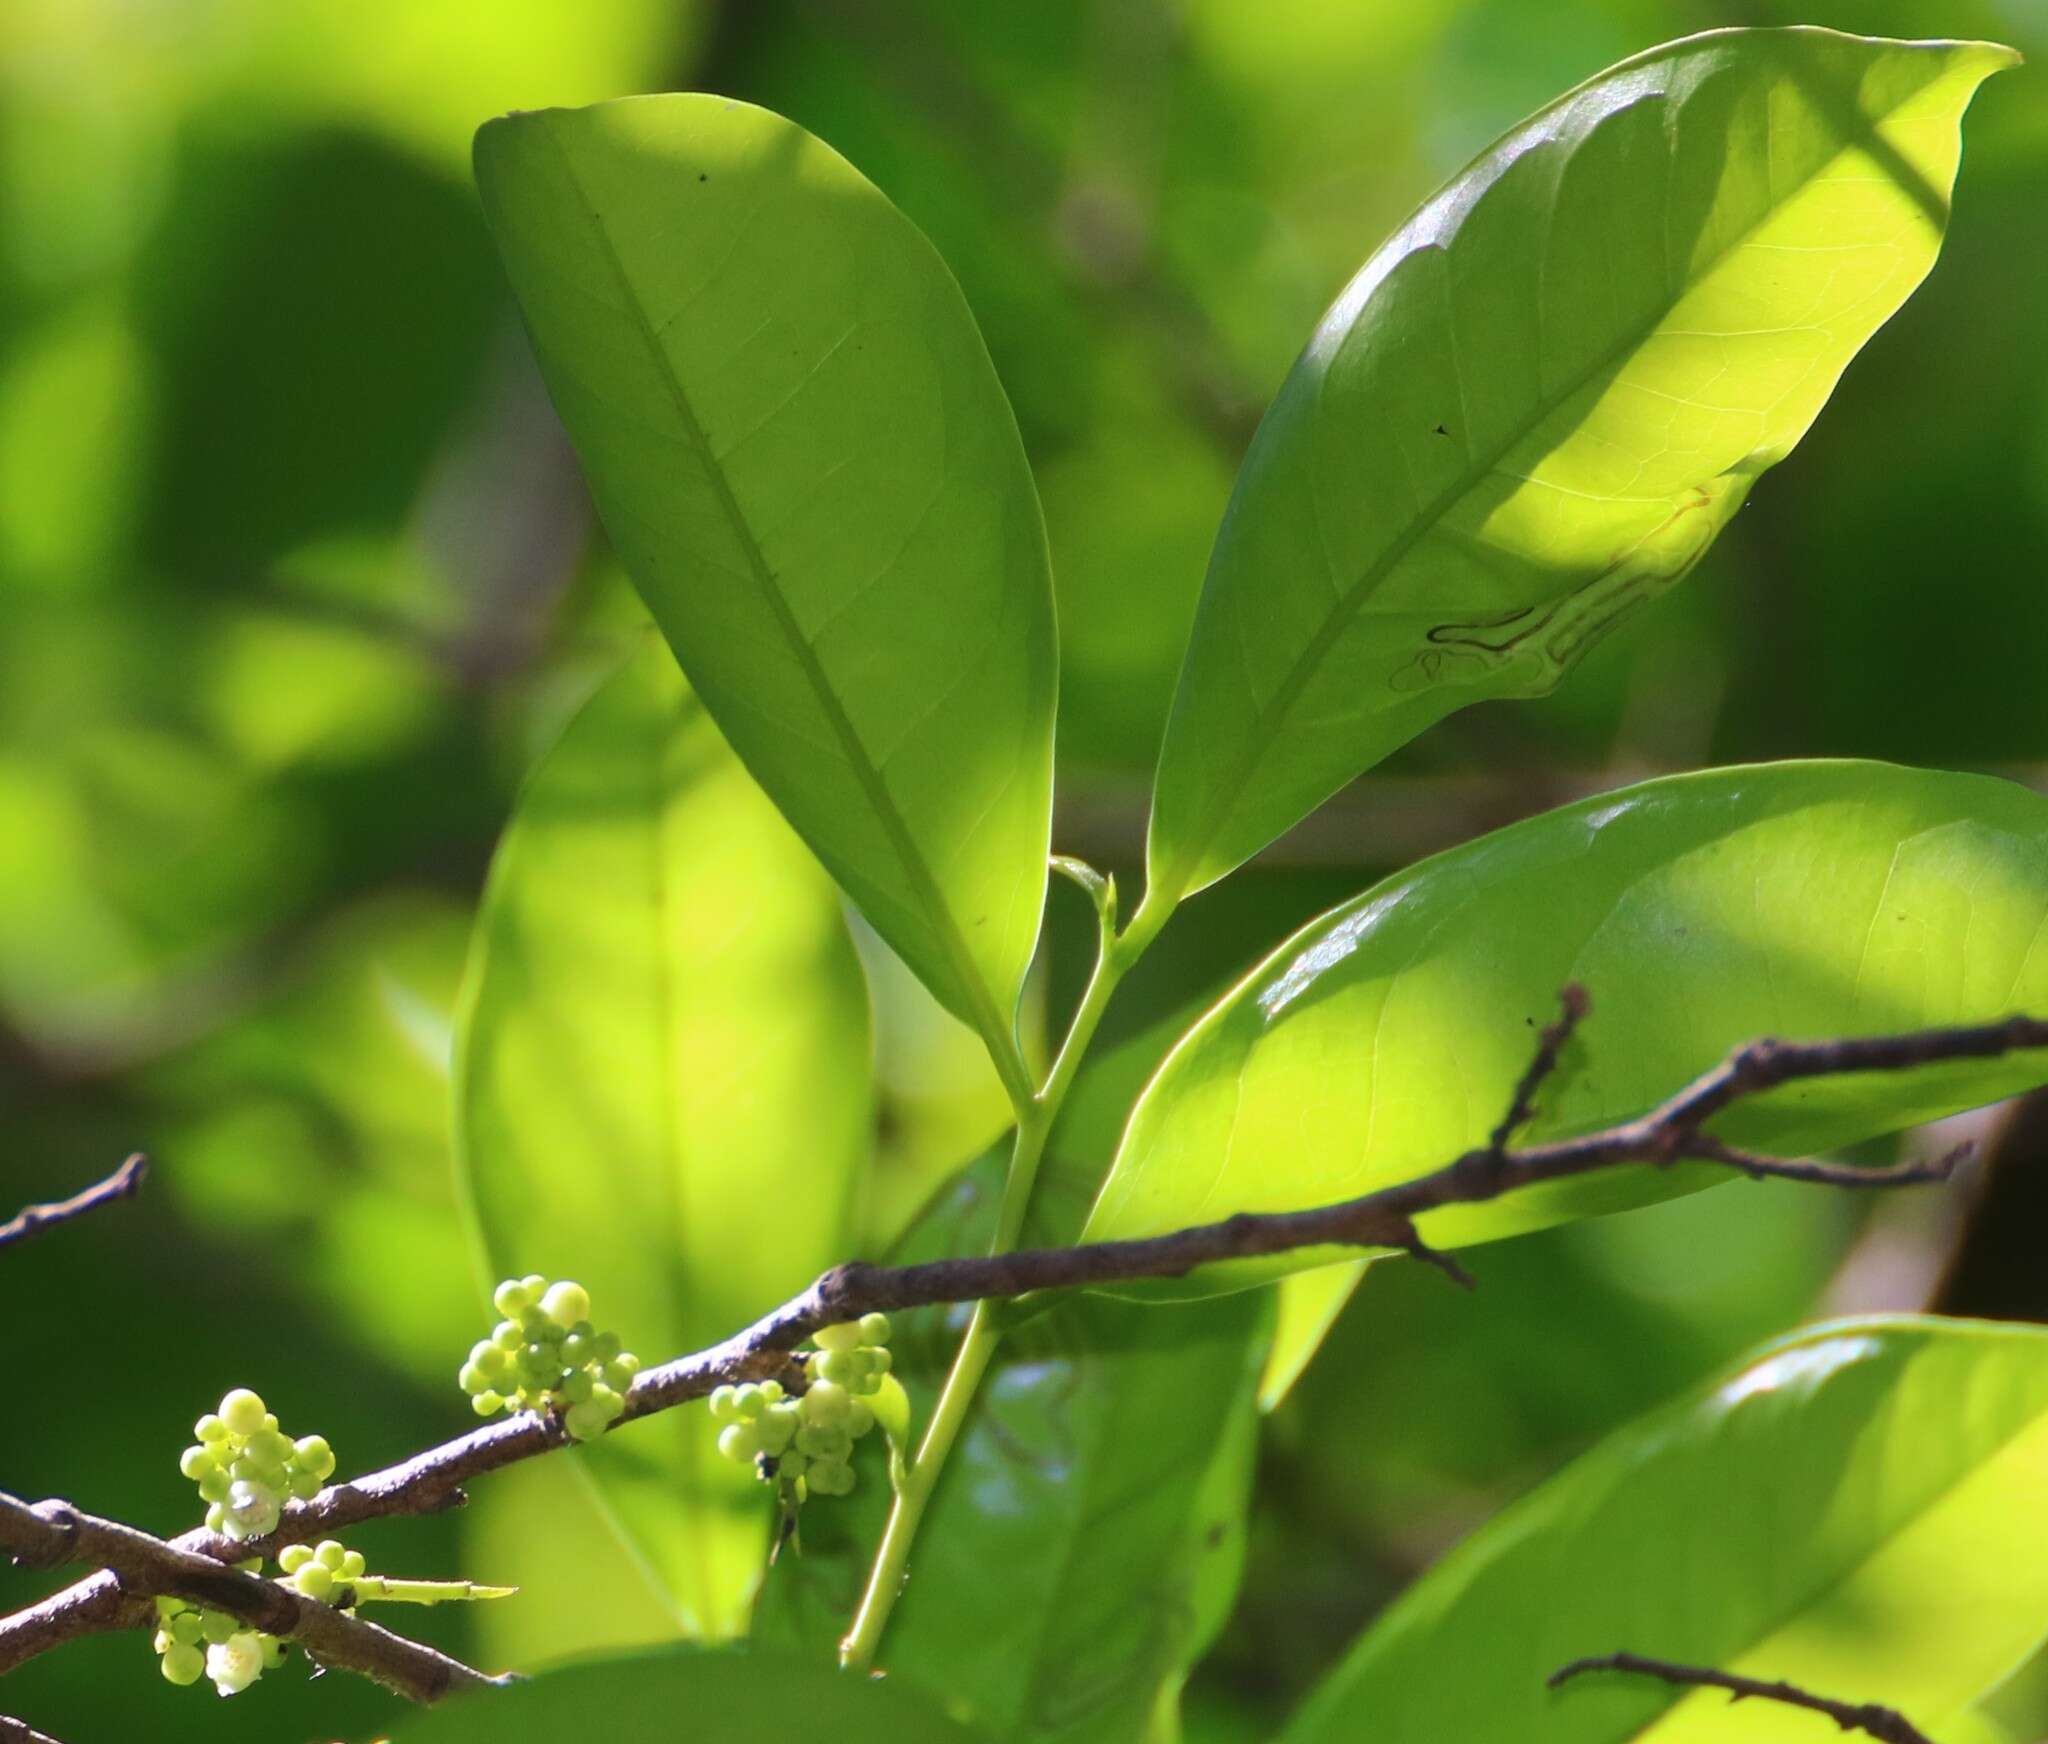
<box><xmin>454</xmin><ymin>639</ymin><xmax>873</xmax><ymax>1637</ymax></box>
<box><xmin>475</xmin><ymin>94</ymin><xmax>1056</xmax><ymax>1067</ymax></box>
<box><xmin>1086</xmin><ymin>762</ymin><xmax>2048</xmax><ymax>1296</ymax></box>
<box><xmin>1146</xmin><ymin>28</ymin><xmax>2015</xmax><ymax>909</ymax></box>
<box><xmin>1287</xmin><ymin>1318</ymin><xmax>2048</xmax><ymax>1742</ymax></box>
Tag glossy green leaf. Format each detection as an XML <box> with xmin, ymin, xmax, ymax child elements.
<box><xmin>1259</xmin><ymin>1259</ymin><xmax>1370</xmax><ymax>1409</ymax></box>
<box><xmin>389</xmin><ymin>1645</ymin><xmax>985</xmax><ymax>1743</ymax></box>
<box><xmin>1286</xmin><ymin>1317</ymin><xmax>2048</xmax><ymax>1743</ymax></box>
<box><xmin>475</xmin><ymin>93</ymin><xmax>1057</xmax><ymax>1061</ymax></box>
<box><xmin>756</xmin><ymin>1151</ymin><xmax>1268</xmax><ymax>1742</ymax></box>
<box><xmin>453</xmin><ymin>640</ymin><xmax>873</xmax><ymax>1636</ymax></box>
<box><xmin>1145</xmin><ymin>28</ymin><xmax>2014</xmax><ymax>908</ymax></box>
<box><xmin>1086</xmin><ymin>761</ymin><xmax>2048</xmax><ymax>1294</ymax></box>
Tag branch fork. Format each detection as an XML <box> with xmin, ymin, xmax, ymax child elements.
<box><xmin>5</xmin><ymin>996</ymin><xmax>2044</xmax><ymax>1715</ymax></box>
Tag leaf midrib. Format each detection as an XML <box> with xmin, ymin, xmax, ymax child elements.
<box><xmin>1160</xmin><ymin>54</ymin><xmax>1932</xmax><ymax>900</ymax></box>
<box><xmin>538</xmin><ymin>115</ymin><xmax>1025</xmax><ymax>1091</ymax></box>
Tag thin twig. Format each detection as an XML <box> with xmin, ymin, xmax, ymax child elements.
<box><xmin>0</xmin><ymin>1157</ymin><xmax>147</xmax><ymax>1253</ymax></box>
<box><xmin>0</xmin><ymin>1714</ymin><xmax>66</xmax><ymax>1744</ymax></box>
<box><xmin>3</xmin><ymin>1002</ymin><xmax>2043</xmax><ymax>1681</ymax></box>
<box><xmin>1491</xmin><ymin>983</ymin><xmax>1591</xmax><ymax>1149</ymax></box>
<box><xmin>0</xmin><ymin>1493</ymin><xmax>509</xmax><ymax>1705</ymax></box>
<box><xmin>1550</xmin><ymin>1650</ymin><xmax>1935</xmax><ymax>1744</ymax></box>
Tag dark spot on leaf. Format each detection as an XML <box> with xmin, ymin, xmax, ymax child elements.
<box><xmin>698</xmin><ymin>173</ymin><xmax>708</xmax><ymax>183</ymax></box>
<box><xmin>1206</xmin><ymin>1523</ymin><xmax>1226</xmax><ymax>1548</ymax></box>
<box><xmin>1433</xmin><ymin>423</ymin><xmax>1449</xmax><ymax>436</ymax></box>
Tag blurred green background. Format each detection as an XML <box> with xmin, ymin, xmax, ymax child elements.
<box><xmin>2</xmin><ymin>1</ymin><xmax>2043</xmax><ymax>1739</ymax></box>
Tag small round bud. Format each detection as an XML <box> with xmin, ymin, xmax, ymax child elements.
<box><xmin>204</xmin><ymin>1503</ymin><xmax>227</xmax><ymax>1534</ymax></box>
<box><xmin>222</xmin><ymin>1480</ymin><xmax>280</xmax><ymax>1540</ymax></box>
<box><xmin>817</xmin><ymin>1349</ymin><xmax>859</xmax><ymax>1387</ymax></box>
<box><xmin>564</xmin><ymin>1400</ymin><xmax>609</xmax><ymax>1442</ymax></box>
<box><xmin>708</xmin><ymin>1385</ymin><xmax>741</xmax><ymax>1424</ymax></box>
<box><xmin>846</xmin><ymin>1400</ymin><xmax>875</xmax><ymax>1438</ymax></box>
<box><xmin>340</xmin><ymin>1549</ymin><xmax>366</xmax><ymax>1580</ymax></box>
<box><xmin>472</xmin><ymin>1392</ymin><xmax>503</xmax><ymax>1417</ymax></box>
<box><xmin>868</xmin><ymin>1346</ymin><xmax>893</xmax><ymax>1375</ymax></box>
<box><xmin>717</xmin><ymin>1423</ymin><xmax>762</xmax><ymax>1463</ymax></box>
<box><xmin>492</xmin><ymin>1279</ymin><xmax>531</xmax><ymax>1317</ymax></box>
<box><xmin>179</xmin><ymin>1445</ymin><xmax>216</xmax><ymax>1481</ymax></box>
<box><xmin>540</xmin><ymin>1281</ymin><xmax>590</xmax><ymax>1328</ymax></box>
<box><xmin>734</xmin><ymin>1385</ymin><xmax>765</xmax><ymax>1421</ymax></box>
<box><xmin>807</xmin><ymin>1459</ymin><xmax>855</xmax><ymax>1497</ymax></box>
<box><xmin>294</xmin><ymin>1436</ymin><xmax>336</xmax><ymax>1480</ymax></box>
<box><xmin>561</xmin><ymin>1333</ymin><xmax>592</xmax><ymax>1366</ymax></box>
<box><xmin>201</xmin><ymin>1610</ymin><xmax>238</xmax><ymax>1645</ymax></box>
<box><xmin>458</xmin><ymin>1362</ymin><xmax>490</xmax><ymax>1396</ymax></box>
<box><xmin>218</xmin><ymin>1390</ymin><xmax>267</xmax><ymax>1438</ymax></box>
<box><xmin>289</xmin><ymin>1469</ymin><xmax>322</xmax><ymax>1501</ymax></box>
<box><xmin>562</xmin><ymin>1369</ymin><xmax>595</xmax><ymax>1405</ymax></box>
<box><xmin>815</xmin><ymin>1322</ymin><xmax>863</xmax><ymax>1354</ymax></box>
<box><xmin>278</xmin><ymin>1544</ymin><xmax>313</xmax><ymax>1573</ymax></box>
<box><xmin>171</xmin><ymin>1610</ymin><xmax>203</xmax><ymax>1646</ymax></box>
<box><xmin>757</xmin><ymin>1405</ymin><xmax>798</xmax><ymax>1456</ymax></box>
<box><xmin>293</xmin><ymin>1562</ymin><xmax>335</xmax><ymax>1602</ymax></box>
<box><xmin>801</xmin><ymin>1381</ymin><xmax>852</xmax><ymax>1427</ymax></box>
<box><xmin>859</xmin><ymin>1312</ymin><xmax>891</xmax><ymax>1346</ymax></box>
<box><xmin>612</xmin><ymin>1351</ymin><xmax>643</xmax><ymax>1380</ymax></box>
<box><xmin>593</xmin><ymin>1331</ymin><xmax>622</xmax><ymax>1362</ymax></box>
<box><xmin>778</xmin><ymin>1447</ymin><xmax>809</xmax><ymax>1481</ymax></box>
<box><xmin>251</xmin><ymin>1428</ymin><xmax>295</xmax><ymax>1464</ymax></box>
<box><xmin>603</xmin><ymin>1359</ymin><xmax>638</xmax><ymax>1391</ymax></box>
<box><xmin>591</xmin><ymin>1384</ymin><xmax>625</xmax><ymax>1422</ymax></box>
<box><xmin>195</xmin><ymin>1414</ymin><xmax>230</xmax><ymax>1444</ymax></box>
<box><xmin>795</xmin><ymin>1422</ymin><xmax>853</xmax><ymax>1461</ymax></box>
<box><xmin>491</xmin><ymin>1320</ymin><xmax>524</xmax><ymax>1353</ymax></box>
<box><xmin>316</xmin><ymin>1540</ymin><xmax>348</xmax><ymax>1572</ymax></box>
<box><xmin>160</xmin><ymin>1641</ymin><xmax>206</xmax><ymax>1686</ymax></box>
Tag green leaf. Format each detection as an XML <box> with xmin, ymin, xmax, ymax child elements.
<box><xmin>453</xmin><ymin>640</ymin><xmax>873</xmax><ymax>1637</ymax></box>
<box><xmin>1144</xmin><ymin>28</ymin><xmax>2014</xmax><ymax>909</ymax></box>
<box><xmin>388</xmin><ymin>1644</ymin><xmax>986</xmax><ymax>1743</ymax></box>
<box><xmin>474</xmin><ymin>94</ymin><xmax>1057</xmax><ymax>1069</ymax></box>
<box><xmin>1085</xmin><ymin>761</ymin><xmax>2048</xmax><ymax>1295</ymax></box>
<box><xmin>1285</xmin><ymin>1317</ymin><xmax>2048</xmax><ymax>1743</ymax></box>
<box><xmin>755</xmin><ymin>1152</ymin><xmax>1268</xmax><ymax>1742</ymax></box>
<box><xmin>1259</xmin><ymin>1260</ymin><xmax>1370</xmax><ymax>1409</ymax></box>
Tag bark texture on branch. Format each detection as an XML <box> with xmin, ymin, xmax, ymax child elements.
<box><xmin>1550</xmin><ymin>1651</ymin><xmax>1936</xmax><ymax>1744</ymax></box>
<box><xmin>4</xmin><ymin>999</ymin><xmax>2043</xmax><ymax>1693</ymax></box>
<box><xmin>0</xmin><ymin>1156</ymin><xmax>146</xmax><ymax>1254</ymax></box>
<box><xmin>0</xmin><ymin>1493</ymin><xmax>508</xmax><ymax>1704</ymax></box>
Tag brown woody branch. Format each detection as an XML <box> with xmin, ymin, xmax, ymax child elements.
<box><xmin>0</xmin><ymin>1493</ymin><xmax>508</xmax><ymax>1705</ymax></box>
<box><xmin>5</xmin><ymin>999</ymin><xmax>2044</xmax><ymax>1690</ymax></box>
<box><xmin>0</xmin><ymin>1156</ymin><xmax>146</xmax><ymax>1254</ymax></box>
<box><xmin>0</xmin><ymin>1713</ymin><xmax>65</xmax><ymax>1744</ymax></box>
<box><xmin>1550</xmin><ymin>1651</ymin><xmax>1935</xmax><ymax>1744</ymax></box>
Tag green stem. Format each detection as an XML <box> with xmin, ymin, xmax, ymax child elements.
<box><xmin>349</xmin><ymin>1576</ymin><xmax>516</xmax><ymax>1605</ymax></box>
<box><xmin>837</xmin><ymin>868</ymin><xmax>1174</xmax><ymax>1673</ymax></box>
